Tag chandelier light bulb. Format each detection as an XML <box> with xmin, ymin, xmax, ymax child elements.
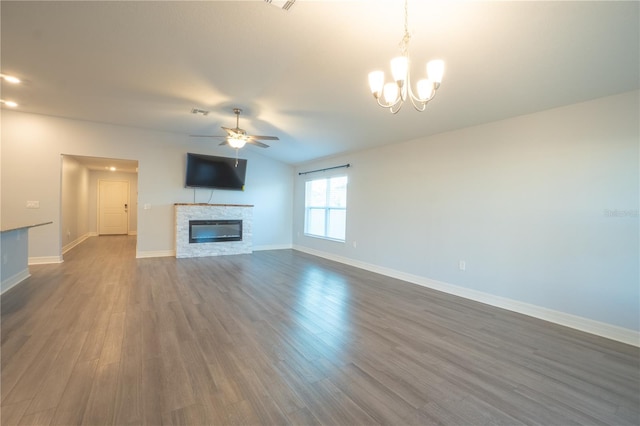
<box><xmin>427</xmin><ymin>60</ymin><xmax>445</xmax><ymax>84</ymax></box>
<box><xmin>383</xmin><ymin>82</ymin><xmax>399</xmax><ymax>103</ymax></box>
<box><xmin>391</xmin><ymin>56</ymin><xmax>408</xmax><ymax>83</ymax></box>
<box><xmin>417</xmin><ymin>79</ymin><xmax>433</xmax><ymax>101</ymax></box>
<box><xmin>368</xmin><ymin>71</ymin><xmax>385</xmax><ymax>98</ymax></box>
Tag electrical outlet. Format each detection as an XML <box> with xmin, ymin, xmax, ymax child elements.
<box><xmin>353</xmin><ymin>241</ymin><xmax>357</xmax><ymax>248</ymax></box>
<box><xmin>459</xmin><ymin>260</ymin><xmax>466</xmax><ymax>271</ymax></box>
<box><xmin>26</xmin><ymin>200</ymin><xmax>39</xmax><ymax>209</ymax></box>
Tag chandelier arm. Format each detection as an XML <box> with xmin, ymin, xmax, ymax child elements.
<box><xmin>408</xmin><ymin>79</ymin><xmax>441</xmax><ymax>108</ymax></box>
<box><xmin>410</xmin><ymin>92</ymin><xmax>440</xmax><ymax>112</ymax></box>
<box><xmin>389</xmin><ymin>102</ymin><xmax>403</xmax><ymax>114</ymax></box>
<box><xmin>408</xmin><ymin>95</ymin><xmax>427</xmax><ymax>112</ymax></box>
<box><xmin>406</xmin><ymin>85</ymin><xmax>430</xmax><ymax>111</ymax></box>
<box><xmin>375</xmin><ymin>95</ymin><xmax>403</xmax><ymax>111</ymax></box>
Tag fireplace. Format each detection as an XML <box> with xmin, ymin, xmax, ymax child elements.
<box><xmin>189</xmin><ymin>219</ymin><xmax>242</xmax><ymax>243</ymax></box>
<box><xmin>175</xmin><ymin>204</ymin><xmax>253</xmax><ymax>258</ymax></box>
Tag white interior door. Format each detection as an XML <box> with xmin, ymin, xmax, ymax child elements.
<box><xmin>98</xmin><ymin>180</ymin><xmax>129</xmax><ymax>235</ymax></box>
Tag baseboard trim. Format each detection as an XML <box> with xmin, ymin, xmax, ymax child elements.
<box><xmin>28</xmin><ymin>256</ymin><xmax>63</xmax><ymax>265</ymax></box>
<box><xmin>128</xmin><ymin>231</ymin><xmax>137</xmax><ymax>236</ymax></box>
<box><xmin>135</xmin><ymin>246</ymin><xmax>292</xmax><ymax>258</ymax></box>
<box><xmin>62</xmin><ymin>233</ymin><xmax>90</xmax><ymax>254</ymax></box>
<box><xmin>293</xmin><ymin>245</ymin><xmax>639</xmax><ymax>347</ymax></box>
<box><xmin>253</xmin><ymin>244</ymin><xmax>293</xmax><ymax>251</ymax></box>
<box><xmin>1</xmin><ymin>269</ymin><xmax>30</xmax><ymax>294</ymax></box>
<box><xmin>136</xmin><ymin>250</ymin><xmax>175</xmax><ymax>259</ymax></box>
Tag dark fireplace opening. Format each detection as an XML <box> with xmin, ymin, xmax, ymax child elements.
<box><xmin>189</xmin><ymin>220</ymin><xmax>242</xmax><ymax>243</ymax></box>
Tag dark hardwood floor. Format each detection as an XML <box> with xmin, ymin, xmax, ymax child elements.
<box><xmin>1</xmin><ymin>235</ymin><xmax>638</xmax><ymax>425</ymax></box>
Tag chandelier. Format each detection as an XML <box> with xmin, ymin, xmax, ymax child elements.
<box><xmin>368</xmin><ymin>0</ymin><xmax>444</xmax><ymax>114</ymax></box>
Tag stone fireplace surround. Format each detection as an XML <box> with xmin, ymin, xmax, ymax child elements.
<box><xmin>175</xmin><ymin>203</ymin><xmax>253</xmax><ymax>258</ymax></box>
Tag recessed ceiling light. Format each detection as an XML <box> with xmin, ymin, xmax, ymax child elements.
<box><xmin>1</xmin><ymin>74</ymin><xmax>21</xmax><ymax>84</ymax></box>
<box><xmin>0</xmin><ymin>100</ymin><xmax>18</xmax><ymax>107</ymax></box>
<box><xmin>109</xmin><ymin>167</ymin><xmax>117</xmax><ymax>171</ymax></box>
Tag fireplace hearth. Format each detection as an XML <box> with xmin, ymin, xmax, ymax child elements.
<box><xmin>189</xmin><ymin>219</ymin><xmax>242</xmax><ymax>243</ymax></box>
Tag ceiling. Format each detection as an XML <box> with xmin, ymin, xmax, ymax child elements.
<box><xmin>1</xmin><ymin>1</ymin><xmax>638</xmax><ymax>165</ymax></box>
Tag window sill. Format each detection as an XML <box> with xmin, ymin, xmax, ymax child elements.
<box><xmin>303</xmin><ymin>233</ymin><xmax>345</xmax><ymax>243</ymax></box>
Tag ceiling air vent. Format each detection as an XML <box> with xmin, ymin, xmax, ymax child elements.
<box><xmin>265</xmin><ymin>0</ymin><xmax>296</xmax><ymax>11</ymax></box>
<box><xmin>191</xmin><ymin>108</ymin><xmax>209</xmax><ymax>116</ymax></box>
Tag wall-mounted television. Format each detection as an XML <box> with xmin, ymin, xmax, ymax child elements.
<box><xmin>185</xmin><ymin>153</ymin><xmax>247</xmax><ymax>191</ymax></box>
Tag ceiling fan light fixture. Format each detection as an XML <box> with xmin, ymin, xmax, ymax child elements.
<box><xmin>228</xmin><ymin>137</ymin><xmax>246</xmax><ymax>149</ymax></box>
<box><xmin>190</xmin><ymin>107</ymin><xmax>278</xmax><ymax>150</ymax></box>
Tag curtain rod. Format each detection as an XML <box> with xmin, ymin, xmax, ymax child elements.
<box><xmin>298</xmin><ymin>163</ymin><xmax>350</xmax><ymax>176</ymax></box>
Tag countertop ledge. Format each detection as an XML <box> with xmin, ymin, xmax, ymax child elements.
<box><xmin>1</xmin><ymin>221</ymin><xmax>53</xmax><ymax>233</ymax></box>
<box><xmin>174</xmin><ymin>203</ymin><xmax>254</xmax><ymax>207</ymax></box>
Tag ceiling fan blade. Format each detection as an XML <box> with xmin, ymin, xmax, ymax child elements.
<box><xmin>249</xmin><ymin>135</ymin><xmax>279</xmax><ymax>141</ymax></box>
<box><xmin>189</xmin><ymin>135</ymin><xmax>227</xmax><ymax>138</ymax></box>
<box><xmin>248</xmin><ymin>140</ymin><xmax>270</xmax><ymax>148</ymax></box>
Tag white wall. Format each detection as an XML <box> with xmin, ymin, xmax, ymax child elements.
<box><xmin>1</xmin><ymin>111</ymin><xmax>294</xmax><ymax>258</ymax></box>
<box><xmin>293</xmin><ymin>91</ymin><xmax>639</xmax><ymax>334</ymax></box>
<box><xmin>61</xmin><ymin>156</ymin><xmax>90</xmax><ymax>250</ymax></box>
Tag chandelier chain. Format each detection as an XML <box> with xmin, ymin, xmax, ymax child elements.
<box><xmin>400</xmin><ymin>0</ymin><xmax>410</xmax><ymax>56</ymax></box>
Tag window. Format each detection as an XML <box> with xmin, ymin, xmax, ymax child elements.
<box><xmin>304</xmin><ymin>175</ymin><xmax>348</xmax><ymax>241</ymax></box>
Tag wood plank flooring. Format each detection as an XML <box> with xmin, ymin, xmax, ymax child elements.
<box><xmin>1</xmin><ymin>235</ymin><xmax>638</xmax><ymax>425</ymax></box>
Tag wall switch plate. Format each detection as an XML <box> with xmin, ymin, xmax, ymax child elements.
<box><xmin>459</xmin><ymin>260</ymin><xmax>466</xmax><ymax>271</ymax></box>
<box><xmin>26</xmin><ymin>200</ymin><xmax>40</xmax><ymax>209</ymax></box>
<box><xmin>144</xmin><ymin>203</ymin><xmax>151</xmax><ymax>210</ymax></box>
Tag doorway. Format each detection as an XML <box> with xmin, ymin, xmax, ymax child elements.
<box><xmin>98</xmin><ymin>180</ymin><xmax>129</xmax><ymax>235</ymax></box>
<box><xmin>60</xmin><ymin>155</ymin><xmax>139</xmax><ymax>257</ymax></box>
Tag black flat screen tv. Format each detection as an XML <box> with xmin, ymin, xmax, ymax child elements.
<box><xmin>185</xmin><ymin>153</ymin><xmax>247</xmax><ymax>191</ymax></box>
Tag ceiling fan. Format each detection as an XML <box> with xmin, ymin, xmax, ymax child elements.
<box><xmin>190</xmin><ymin>108</ymin><xmax>279</xmax><ymax>150</ymax></box>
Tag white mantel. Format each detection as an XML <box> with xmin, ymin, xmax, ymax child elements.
<box><xmin>175</xmin><ymin>204</ymin><xmax>253</xmax><ymax>258</ymax></box>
